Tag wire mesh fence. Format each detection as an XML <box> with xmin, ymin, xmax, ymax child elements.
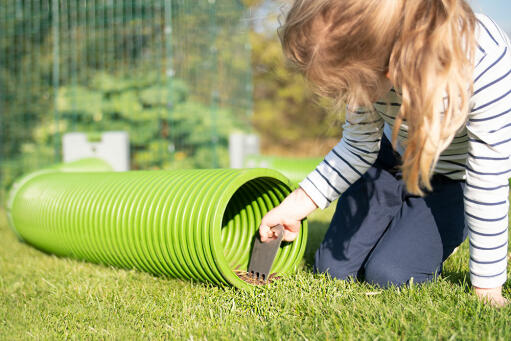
<box><xmin>0</xmin><ymin>0</ymin><xmax>253</xmax><ymax>193</ymax></box>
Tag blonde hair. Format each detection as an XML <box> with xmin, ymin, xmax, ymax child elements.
<box><xmin>280</xmin><ymin>0</ymin><xmax>476</xmax><ymax>195</ymax></box>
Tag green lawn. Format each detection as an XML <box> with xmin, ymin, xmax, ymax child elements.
<box><xmin>1</xmin><ymin>206</ymin><xmax>510</xmax><ymax>340</ymax></box>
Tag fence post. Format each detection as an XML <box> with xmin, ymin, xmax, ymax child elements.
<box><xmin>52</xmin><ymin>0</ymin><xmax>60</xmax><ymax>163</ymax></box>
<box><xmin>164</xmin><ymin>0</ymin><xmax>175</xmax><ymax>164</ymax></box>
<box><xmin>209</xmin><ymin>0</ymin><xmax>219</xmax><ymax>168</ymax></box>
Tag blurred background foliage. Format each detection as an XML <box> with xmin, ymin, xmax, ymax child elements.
<box><xmin>0</xmin><ymin>0</ymin><xmax>342</xmax><ymax>194</ymax></box>
<box><xmin>53</xmin><ymin>72</ymin><xmax>246</xmax><ymax>170</ymax></box>
<box><xmin>0</xmin><ymin>0</ymin><xmax>253</xmax><ymax>191</ymax></box>
<box><xmin>250</xmin><ymin>27</ymin><xmax>342</xmax><ymax>156</ymax></box>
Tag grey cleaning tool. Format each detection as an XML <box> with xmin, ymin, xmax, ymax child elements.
<box><xmin>247</xmin><ymin>224</ymin><xmax>285</xmax><ymax>282</ymax></box>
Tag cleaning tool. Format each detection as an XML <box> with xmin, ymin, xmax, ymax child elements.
<box><xmin>247</xmin><ymin>224</ymin><xmax>285</xmax><ymax>282</ymax></box>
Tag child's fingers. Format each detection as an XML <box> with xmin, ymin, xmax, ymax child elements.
<box><xmin>259</xmin><ymin>224</ymin><xmax>275</xmax><ymax>242</ymax></box>
<box><xmin>259</xmin><ymin>209</ymin><xmax>282</xmax><ymax>242</ymax></box>
<box><xmin>283</xmin><ymin>221</ymin><xmax>301</xmax><ymax>242</ymax></box>
<box><xmin>283</xmin><ymin>229</ymin><xmax>298</xmax><ymax>242</ymax></box>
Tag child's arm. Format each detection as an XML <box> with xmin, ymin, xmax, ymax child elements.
<box><xmin>298</xmin><ymin>106</ymin><xmax>385</xmax><ymax>209</ymax></box>
<box><xmin>465</xmin><ymin>36</ymin><xmax>511</xmax><ymax>300</ymax></box>
<box><xmin>259</xmin><ymin>105</ymin><xmax>385</xmax><ymax>241</ymax></box>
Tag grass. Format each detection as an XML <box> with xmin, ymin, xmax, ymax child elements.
<box><xmin>1</xmin><ymin>206</ymin><xmax>510</xmax><ymax>340</ymax></box>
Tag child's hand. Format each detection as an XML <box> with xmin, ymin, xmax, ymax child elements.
<box><xmin>259</xmin><ymin>187</ymin><xmax>318</xmax><ymax>242</ymax></box>
<box><xmin>473</xmin><ymin>286</ymin><xmax>509</xmax><ymax>308</ymax></box>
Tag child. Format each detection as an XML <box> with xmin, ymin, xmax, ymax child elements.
<box><xmin>259</xmin><ymin>0</ymin><xmax>510</xmax><ymax>307</ymax></box>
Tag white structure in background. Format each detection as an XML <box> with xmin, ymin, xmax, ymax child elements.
<box><xmin>229</xmin><ymin>133</ymin><xmax>260</xmax><ymax>169</ymax></box>
<box><xmin>63</xmin><ymin>131</ymin><xmax>130</xmax><ymax>171</ymax></box>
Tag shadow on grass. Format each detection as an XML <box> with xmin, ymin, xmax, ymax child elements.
<box><xmin>441</xmin><ymin>270</ymin><xmax>472</xmax><ymax>292</ymax></box>
<box><xmin>303</xmin><ymin>220</ymin><xmax>330</xmax><ymax>270</ymax></box>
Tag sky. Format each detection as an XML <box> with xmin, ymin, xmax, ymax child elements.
<box><xmin>470</xmin><ymin>0</ymin><xmax>511</xmax><ymax>34</ymax></box>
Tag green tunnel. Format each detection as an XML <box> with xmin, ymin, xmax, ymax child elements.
<box><xmin>6</xmin><ymin>159</ymin><xmax>308</xmax><ymax>289</ymax></box>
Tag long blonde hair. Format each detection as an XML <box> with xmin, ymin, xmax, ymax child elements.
<box><xmin>280</xmin><ymin>0</ymin><xmax>476</xmax><ymax>194</ymax></box>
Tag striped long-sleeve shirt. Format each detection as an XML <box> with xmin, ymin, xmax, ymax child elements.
<box><xmin>300</xmin><ymin>14</ymin><xmax>511</xmax><ymax>289</ymax></box>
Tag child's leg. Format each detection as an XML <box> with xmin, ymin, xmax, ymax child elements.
<box><xmin>363</xmin><ymin>177</ymin><xmax>467</xmax><ymax>287</ymax></box>
<box><xmin>314</xmin><ymin>136</ymin><xmax>404</xmax><ymax>280</ymax></box>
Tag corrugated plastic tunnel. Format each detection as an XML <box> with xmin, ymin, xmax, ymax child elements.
<box><xmin>6</xmin><ymin>158</ymin><xmax>308</xmax><ymax>289</ymax></box>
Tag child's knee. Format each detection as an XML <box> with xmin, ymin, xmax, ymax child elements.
<box><xmin>364</xmin><ymin>260</ymin><xmax>408</xmax><ymax>287</ymax></box>
<box><xmin>314</xmin><ymin>248</ymin><xmax>359</xmax><ymax>281</ymax></box>
<box><xmin>363</xmin><ymin>257</ymin><xmax>438</xmax><ymax>288</ymax></box>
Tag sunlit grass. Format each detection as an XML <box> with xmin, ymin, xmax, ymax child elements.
<box><xmin>1</xmin><ymin>205</ymin><xmax>510</xmax><ymax>340</ymax></box>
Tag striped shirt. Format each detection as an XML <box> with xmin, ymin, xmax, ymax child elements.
<box><xmin>300</xmin><ymin>14</ymin><xmax>511</xmax><ymax>289</ymax></box>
